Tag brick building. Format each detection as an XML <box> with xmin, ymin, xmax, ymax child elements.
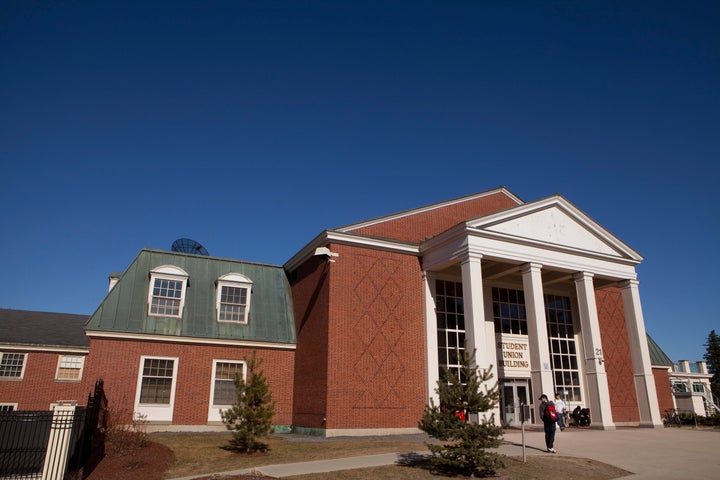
<box><xmin>2</xmin><ymin>187</ymin><xmax>667</xmax><ymax>433</ymax></box>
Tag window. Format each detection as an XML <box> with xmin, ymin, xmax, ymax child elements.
<box><xmin>545</xmin><ymin>294</ymin><xmax>582</xmax><ymax>402</ymax></box>
<box><xmin>138</xmin><ymin>357</ymin><xmax>176</xmax><ymax>404</ymax></box>
<box><xmin>692</xmin><ymin>383</ymin><xmax>705</xmax><ymax>394</ymax></box>
<box><xmin>673</xmin><ymin>382</ymin><xmax>688</xmax><ymax>393</ymax></box>
<box><xmin>0</xmin><ymin>353</ymin><xmax>27</xmax><ymax>379</ymax></box>
<box><xmin>56</xmin><ymin>355</ymin><xmax>85</xmax><ymax>381</ymax></box>
<box><xmin>435</xmin><ymin>279</ymin><xmax>466</xmax><ymax>382</ymax></box>
<box><xmin>492</xmin><ymin>287</ymin><xmax>528</xmax><ymax>334</ymax></box>
<box><xmin>211</xmin><ymin>361</ymin><xmax>245</xmax><ymax>406</ymax></box>
<box><xmin>148</xmin><ymin>266</ymin><xmax>189</xmax><ymax>318</ymax></box>
<box><xmin>216</xmin><ymin>273</ymin><xmax>253</xmax><ymax>323</ymax></box>
<box><xmin>0</xmin><ymin>403</ymin><xmax>17</xmax><ymax>411</ymax></box>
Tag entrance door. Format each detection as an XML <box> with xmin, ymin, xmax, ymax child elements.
<box><xmin>501</xmin><ymin>379</ymin><xmax>532</xmax><ymax>426</ymax></box>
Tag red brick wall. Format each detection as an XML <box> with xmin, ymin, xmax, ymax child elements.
<box><xmin>324</xmin><ymin>244</ymin><xmax>427</xmax><ymax>430</ymax></box>
<box><xmin>349</xmin><ymin>191</ymin><xmax>519</xmax><ymax>242</ymax></box>
<box><xmin>653</xmin><ymin>367</ymin><xmax>674</xmax><ymax>414</ymax></box>
<box><xmin>82</xmin><ymin>338</ymin><xmax>294</xmax><ymax>426</ymax></box>
<box><xmin>595</xmin><ymin>287</ymin><xmax>640</xmax><ymax>423</ymax></box>
<box><xmin>0</xmin><ymin>351</ymin><xmax>89</xmax><ymax>410</ymax></box>
<box><xmin>289</xmin><ymin>256</ymin><xmax>330</xmax><ymax>429</ymax></box>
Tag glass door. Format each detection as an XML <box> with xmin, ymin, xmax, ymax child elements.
<box><xmin>501</xmin><ymin>379</ymin><xmax>532</xmax><ymax>426</ymax></box>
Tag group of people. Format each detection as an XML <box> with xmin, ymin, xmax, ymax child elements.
<box><xmin>538</xmin><ymin>392</ymin><xmax>567</xmax><ymax>454</ymax></box>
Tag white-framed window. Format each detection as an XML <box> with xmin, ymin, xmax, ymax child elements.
<box><xmin>138</xmin><ymin>357</ymin><xmax>176</xmax><ymax>404</ymax></box>
<box><xmin>148</xmin><ymin>265</ymin><xmax>189</xmax><ymax>318</ymax></box>
<box><xmin>692</xmin><ymin>383</ymin><xmax>705</xmax><ymax>394</ymax></box>
<box><xmin>216</xmin><ymin>273</ymin><xmax>253</xmax><ymax>324</ymax></box>
<box><xmin>545</xmin><ymin>294</ymin><xmax>582</xmax><ymax>402</ymax></box>
<box><xmin>435</xmin><ymin>279</ymin><xmax>466</xmax><ymax>382</ymax></box>
<box><xmin>211</xmin><ymin>360</ymin><xmax>246</xmax><ymax>406</ymax></box>
<box><xmin>208</xmin><ymin>359</ymin><xmax>246</xmax><ymax>422</ymax></box>
<box><xmin>55</xmin><ymin>355</ymin><xmax>85</xmax><ymax>381</ymax></box>
<box><xmin>673</xmin><ymin>382</ymin><xmax>688</xmax><ymax>393</ymax></box>
<box><xmin>0</xmin><ymin>352</ymin><xmax>27</xmax><ymax>379</ymax></box>
<box><xmin>493</xmin><ymin>287</ymin><xmax>528</xmax><ymax>335</ymax></box>
<box><xmin>135</xmin><ymin>356</ymin><xmax>178</xmax><ymax>423</ymax></box>
<box><xmin>0</xmin><ymin>403</ymin><xmax>18</xmax><ymax>411</ymax></box>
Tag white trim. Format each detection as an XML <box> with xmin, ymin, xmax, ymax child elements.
<box><xmin>84</xmin><ymin>330</ymin><xmax>296</xmax><ymax>350</ymax></box>
<box><xmin>336</xmin><ymin>188</ymin><xmax>523</xmax><ymax>232</ymax></box>
<box><xmin>467</xmin><ymin>195</ymin><xmax>643</xmax><ymax>261</ymax></box>
<box><xmin>208</xmin><ymin>359</ymin><xmax>247</xmax><ymax>422</ymax></box>
<box><xmin>0</xmin><ymin>352</ymin><xmax>27</xmax><ymax>380</ymax></box>
<box><xmin>135</xmin><ymin>355</ymin><xmax>179</xmax><ymax>423</ymax></box>
<box><xmin>284</xmin><ymin>230</ymin><xmax>420</xmax><ymax>271</ymax></box>
<box><xmin>148</xmin><ymin>265</ymin><xmax>189</xmax><ymax>318</ymax></box>
<box><xmin>216</xmin><ymin>273</ymin><xmax>253</xmax><ymax>324</ymax></box>
<box><xmin>0</xmin><ymin>345</ymin><xmax>89</xmax><ymax>354</ymax></box>
<box><xmin>55</xmin><ymin>354</ymin><xmax>85</xmax><ymax>382</ymax></box>
<box><xmin>0</xmin><ymin>403</ymin><xmax>18</xmax><ymax>411</ymax></box>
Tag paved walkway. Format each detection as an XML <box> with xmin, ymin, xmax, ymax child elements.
<box><xmin>169</xmin><ymin>427</ymin><xmax>720</xmax><ymax>480</ymax></box>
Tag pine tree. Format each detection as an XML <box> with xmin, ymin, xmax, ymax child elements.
<box><xmin>221</xmin><ymin>352</ymin><xmax>275</xmax><ymax>452</ymax></box>
<box><xmin>419</xmin><ymin>347</ymin><xmax>505</xmax><ymax>477</ymax></box>
<box><xmin>704</xmin><ymin>330</ymin><xmax>720</xmax><ymax>400</ymax></box>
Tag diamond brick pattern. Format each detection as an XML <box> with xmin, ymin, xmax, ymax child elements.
<box><xmin>351</xmin><ymin>254</ymin><xmax>406</xmax><ymax>409</ymax></box>
<box><xmin>596</xmin><ymin>288</ymin><xmax>639</xmax><ymax>423</ymax></box>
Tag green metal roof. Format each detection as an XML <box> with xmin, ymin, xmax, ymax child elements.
<box><xmin>86</xmin><ymin>249</ymin><xmax>296</xmax><ymax>345</ymax></box>
<box><xmin>647</xmin><ymin>333</ymin><xmax>673</xmax><ymax>367</ymax></box>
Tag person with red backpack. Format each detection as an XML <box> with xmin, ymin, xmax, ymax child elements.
<box><xmin>538</xmin><ymin>394</ymin><xmax>557</xmax><ymax>453</ymax></box>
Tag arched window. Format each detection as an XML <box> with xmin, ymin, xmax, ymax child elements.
<box><xmin>216</xmin><ymin>273</ymin><xmax>253</xmax><ymax>324</ymax></box>
<box><xmin>148</xmin><ymin>265</ymin><xmax>189</xmax><ymax>318</ymax></box>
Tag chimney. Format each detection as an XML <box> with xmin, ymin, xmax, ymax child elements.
<box><xmin>679</xmin><ymin>360</ymin><xmax>690</xmax><ymax>373</ymax></box>
<box><xmin>698</xmin><ymin>361</ymin><xmax>708</xmax><ymax>374</ymax></box>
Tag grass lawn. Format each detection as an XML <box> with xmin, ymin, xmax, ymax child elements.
<box><xmin>151</xmin><ymin>432</ymin><xmax>630</xmax><ymax>480</ymax></box>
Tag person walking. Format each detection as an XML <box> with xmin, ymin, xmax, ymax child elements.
<box><xmin>554</xmin><ymin>393</ymin><xmax>566</xmax><ymax>431</ymax></box>
<box><xmin>538</xmin><ymin>394</ymin><xmax>557</xmax><ymax>453</ymax></box>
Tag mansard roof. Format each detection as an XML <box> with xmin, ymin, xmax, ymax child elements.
<box><xmin>0</xmin><ymin>308</ymin><xmax>89</xmax><ymax>349</ymax></box>
<box><xmin>86</xmin><ymin>249</ymin><xmax>296</xmax><ymax>345</ymax></box>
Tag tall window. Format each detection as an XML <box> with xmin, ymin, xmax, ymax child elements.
<box><xmin>139</xmin><ymin>358</ymin><xmax>176</xmax><ymax>404</ymax></box>
<box><xmin>216</xmin><ymin>273</ymin><xmax>253</xmax><ymax>323</ymax></box>
<box><xmin>545</xmin><ymin>294</ymin><xmax>581</xmax><ymax>402</ymax></box>
<box><xmin>211</xmin><ymin>361</ymin><xmax>245</xmax><ymax>406</ymax></box>
<box><xmin>0</xmin><ymin>352</ymin><xmax>27</xmax><ymax>379</ymax></box>
<box><xmin>148</xmin><ymin>266</ymin><xmax>189</xmax><ymax>318</ymax></box>
<box><xmin>436</xmin><ymin>279</ymin><xmax>465</xmax><ymax>382</ymax></box>
<box><xmin>492</xmin><ymin>287</ymin><xmax>527</xmax><ymax>334</ymax></box>
<box><xmin>56</xmin><ymin>355</ymin><xmax>84</xmax><ymax>381</ymax></box>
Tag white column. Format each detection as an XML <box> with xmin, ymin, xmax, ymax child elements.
<box><xmin>424</xmin><ymin>271</ymin><xmax>440</xmax><ymax>406</ymax></box>
<box><xmin>42</xmin><ymin>404</ymin><xmax>76</xmax><ymax>480</ymax></box>
<box><xmin>461</xmin><ymin>252</ymin><xmax>492</xmax><ymax>369</ymax></box>
<box><xmin>521</xmin><ymin>263</ymin><xmax>554</xmax><ymax>406</ymax></box>
<box><xmin>621</xmin><ymin>279</ymin><xmax>663</xmax><ymax>427</ymax></box>
<box><xmin>460</xmin><ymin>252</ymin><xmax>500</xmax><ymax>421</ymax></box>
<box><xmin>574</xmin><ymin>272</ymin><xmax>615</xmax><ymax>430</ymax></box>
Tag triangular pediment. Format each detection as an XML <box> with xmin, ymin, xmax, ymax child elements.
<box><xmin>468</xmin><ymin>196</ymin><xmax>641</xmax><ymax>261</ymax></box>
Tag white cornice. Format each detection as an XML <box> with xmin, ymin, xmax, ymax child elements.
<box><xmin>335</xmin><ymin>187</ymin><xmax>523</xmax><ymax>233</ymax></box>
<box><xmin>284</xmin><ymin>230</ymin><xmax>420</xmax><ymax>271</ymax></box>
<box><xmin>84</xmin><ymin>330</ymin><xmax>296</xmax><ymax>350</ymax></box>
<box><xmin>469</xmin><ymin>195</ymin><xmax>643</xmax><ymax>261</ymax></box>
<box><xmin>0</xmin><ymin>344</ymin><xmax>89</xmax><ymax>354</ymax></box>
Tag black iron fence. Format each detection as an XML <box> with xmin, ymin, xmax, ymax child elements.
<box><xmin>0</xmin><ymin>379</ymin><xmax>107</xmax><ymax>480</ymax></box>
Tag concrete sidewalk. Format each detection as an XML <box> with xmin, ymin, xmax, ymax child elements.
<box><xmin>169</xmin><ymin>427</ymin><xmax>720</xmax><ymax>480</ymax></box>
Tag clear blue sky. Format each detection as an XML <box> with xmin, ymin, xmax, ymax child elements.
<box><xmin>1</xmin><ymin>1</ymin><xmax>718</xmax><ymax>363</ymax></box>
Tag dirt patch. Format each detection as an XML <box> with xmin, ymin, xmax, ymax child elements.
<box><xmin>85</xmin><ymin>440</ymin><xmax>175</xmax><ymax>480</ymax></box>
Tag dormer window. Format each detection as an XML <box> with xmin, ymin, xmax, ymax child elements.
<box><xmin>216</xmin><ymin>273</ymin><xmax>253</xmax><ymax>324</ymax></box>
<box><xmin>148</xmin><ymin>266</ymin><xmax>189</xmax><ymax>318</ymax></box>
